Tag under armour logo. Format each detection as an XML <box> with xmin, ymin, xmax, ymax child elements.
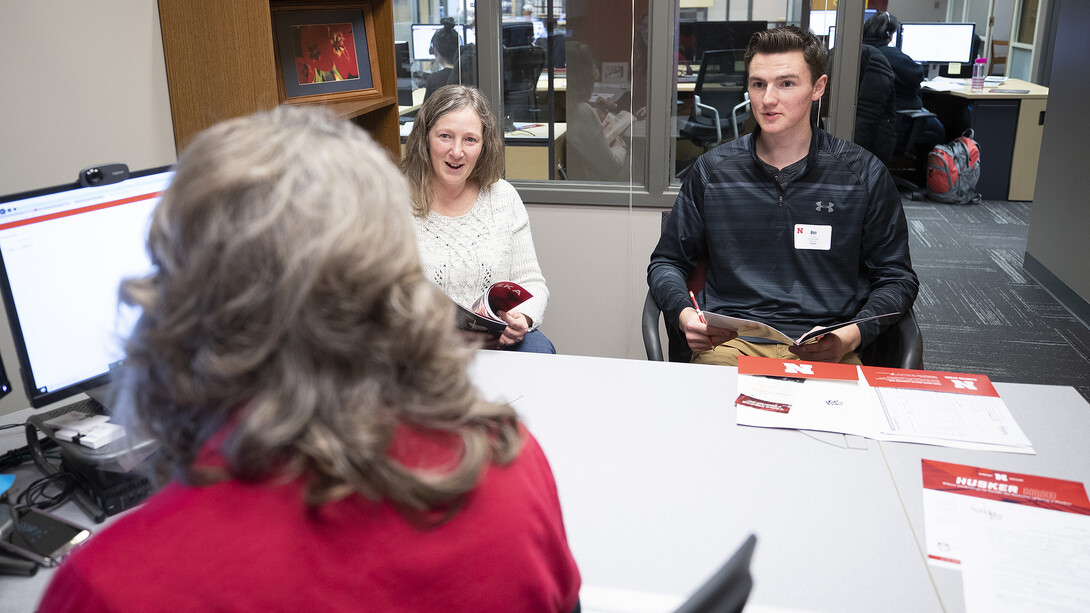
<box><xmin>815</xmin><ymin>201</ymin><xmax>835</xmax><ymax>212</ymax></box>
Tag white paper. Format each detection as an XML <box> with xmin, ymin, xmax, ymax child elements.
<box><xmin>736</xmin><ymin>373</ymin><xmax>878</xmax><ymax>439</ymax></box>
<box><xmin>960</xmin><ymin>499</ymin><xmax>1090</xmax><ymax>613</ymax></box>
<box><xmin>873</xmin><ymin>387</ymin><xmax>1033</xmax><ymax>449</ymax></box>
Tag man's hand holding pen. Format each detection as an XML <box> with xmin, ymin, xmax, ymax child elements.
<box><xmin>680</xmin><ymin>294</ymin><xmax>737</xmax><ymax>353</ymax></box>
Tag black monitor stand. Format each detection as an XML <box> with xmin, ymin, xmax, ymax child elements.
<box><xmin>24</xmin><ymin>396</ymin><xmax>156</xmax><ymax>523</ymax></box>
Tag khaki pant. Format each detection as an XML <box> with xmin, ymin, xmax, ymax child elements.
<box><xmin>692</xmin><ymin>338</ymin><xmax>862</xmax><ymax>367</ymax></box>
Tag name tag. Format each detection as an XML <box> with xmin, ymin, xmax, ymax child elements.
<box><xmin>794</xmin><ymin>224</ymin><xmax>831</xmax><ymax>250</ymax></box>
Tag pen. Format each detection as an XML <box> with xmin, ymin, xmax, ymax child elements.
<box><xmin>689</xmin><ymin>290</ymin><xmax>706</xmax><ymax>324</ymax></box>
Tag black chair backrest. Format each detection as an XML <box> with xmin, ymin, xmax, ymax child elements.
<box><xmin>674</xmin><ymin>534</ymin><xmax>758</xmax><ymax>613</ymax></box>
<box><xmin>448</xmin><ymin>43</ymin><xmax>477</xmax><ymax>87</ymax></box>
<box><xmin>694</xmin><ymin>49</ymin><xmax>747</xmax><ymax>114</ymax></box>
<box><xmin>502</xmin><ymin>45</ymin><xmax>546</xmax><ymax>121</ymax></box>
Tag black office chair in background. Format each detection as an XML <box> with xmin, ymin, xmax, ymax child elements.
<box><xmin>673</xmin><ymin>534</ymin><xmax>757</xmax><ymax>613</ymax></box>
<box><xmin>887</xmin><ymin>108</ymin><xmax>941</xmax><ymax>197</ymax></box>
<box><xmin>502</xmin><ymin>44</ymin><xmax>547</xmax><ymax>123</ymax></box>
<box><xmin>680</xmin><ymin>50</ymin><xmax>751</xmax><ymax>151</ymax></box>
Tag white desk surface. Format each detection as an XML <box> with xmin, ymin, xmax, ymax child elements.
<box><xmin>877</xmin><ymin>381</ymin><xmax>1090</xmax><ymax>613</ymax></box>
<box><xmin>469</xmin><ymin>352</ymin><xmax>941</xmax><ymax>613</ymax></box>
<box><xmin>4</xmin><ymin>353</ymin><xmax>1088</xmax><ymax>612</ymax></box>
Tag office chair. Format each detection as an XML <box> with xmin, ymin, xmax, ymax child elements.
<box><xmin>680</xmin><ymin>50</ymin><xmax>750</xmax><ymax>150</ymax></box>
<box><xmin>502</xmin><ymin>45</ymin><xmax>547</xmax><ymax>123</ymax></box>
<box><xmin>887</xmin><ymin>109</ymin><xmax>941</xmax><ymax>197</ymax></box>
<box><xmin>643</xmin><ymin>213</ymin><xmax>924</xmax><ymax>369</ymax></box>
<box><xmin>673</xmin><ymin>534</ymin><xmax>757</xmax><ymax>613</ymax></box>
<box><xmin>555</xmin><ymin>131</ymin><xmax>568</xmax><ymax>180</ymax></box>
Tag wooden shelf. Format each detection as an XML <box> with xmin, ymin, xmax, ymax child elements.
<box><xmin>158</xmin><ymin>0</ymin><xmax>400</xmax><ymax>157</ymax></box>
<box><xmin>300</xmin><ymin>94</ymin><xmax>398</xmax><ymax>118</ymax></box>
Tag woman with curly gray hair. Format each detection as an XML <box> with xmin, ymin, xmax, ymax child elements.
<box><xmin>39</xmin><ymin>106</ymin><xmax>580</xmax><ymax>613</ymax></box>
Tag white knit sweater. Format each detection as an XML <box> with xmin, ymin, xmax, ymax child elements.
<box><xmin>414</xmin><ymin>179</ymin><xmax>549</xmax><ymax>329</ymax></box>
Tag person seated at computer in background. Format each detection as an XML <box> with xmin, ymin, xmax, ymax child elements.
<box><xmin>863</xmin><ymin>12</ymin><xmax>946</xmax><ymax>172</ymax></box>
<box><xmin>37</xmin><ymin>106</ymin><xmax>580</xmax><ymax>612</ymax></box>
<box><xmin>648</xmin><ymin>26</ymin><xmax>918</xmax><ymax>367</ymax></box>
<box><xmin>563</xmin><ymin>40</ymin><xmax>629</xmax><ymax>182</ymax></box>
<box><xmin>400</xmin><ymin>85</ymin><xmax>556</xmax><ymax>353</ymax></box>
<box><xmin>423</xmin><ymin>18</ymin><xmax>461</xmax><ymax>100</ymax></box>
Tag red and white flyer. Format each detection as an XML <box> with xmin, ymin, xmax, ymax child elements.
<box><xmin>861</xmin><ymin>367</ymin><xmax>1033</xmax><ymax>453</ymax></box>
<box><xmin>921</xmin><ymin>460</ymin><xmax>1090</xmax><ymax>612</ymax></box>
<box><xmin>735</xmin><ymin>357</ymin><xmax>874</xmax><ymax>437</ymax></box>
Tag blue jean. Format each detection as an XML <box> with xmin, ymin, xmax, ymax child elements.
<box><xmin>502</xmin><ymin>329</ymin><xmax>556</xmax><ymax>354</ymax></box>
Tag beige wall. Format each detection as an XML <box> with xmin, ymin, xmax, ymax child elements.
<box><xmin>0</xmin><ymin>1</ymin><xmax>176</xmax><ymax>417</ymax></box>
<box><xmin>525</xmin><ymin>204</ymin><xmax>666</xmax><ymax>361</ymax></box>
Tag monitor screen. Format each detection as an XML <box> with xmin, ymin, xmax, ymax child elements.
<box><xmin>899</xmin><ymin>22</ymin><xmax>976</xmax><ymax>64</ymax></box>
<box><xmin>809</xmin><ymin>10</ymin><xmax>836</xmax><ymax>38</ymax></box>
<box><xmin>502</xmin><ymin>21</ymin><xmax>535</xmax><ymax>48</ymax></box>
<box><xmin>678</xmin><ymin>20</ymin><xmax>768</xmax><ymax>65</ymax></box>
<box><xmin>410</xmin><ymin>23</ymin><xmax>466</xmax><ymax>62</ymax></box>
<box><xmin>0</xmin><ymin>166</ymin><xmax>173</xmax><ymax>408</ymax></box>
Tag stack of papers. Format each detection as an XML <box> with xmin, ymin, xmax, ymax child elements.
<box><xmin>734</xmin><ymin>357</ymin><xmax>1034</xmax><ymax>454</ymax></box>
<box><xmin>921</xmin><ymin>460</ymin><xmax>1090</xmax><ymax>612</ymax></box>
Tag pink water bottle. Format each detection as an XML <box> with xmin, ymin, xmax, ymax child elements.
<box><xmin>971</xmin><ymin>57</ymin><xmax>988</xmax><ymax>92</ymax></box>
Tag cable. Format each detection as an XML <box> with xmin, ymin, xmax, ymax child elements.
<box><xmin>15</xmin><ymin>472</ymin><xmax>79</xmax><ymax>511</ymax></box>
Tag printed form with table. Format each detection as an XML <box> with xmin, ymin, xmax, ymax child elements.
<box><xmin>734</xmin><ymin>356</ymin><xmax>1090</xmax><ymax>613</ymax></box>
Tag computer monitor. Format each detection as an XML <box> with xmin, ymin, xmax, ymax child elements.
<box><xmin>678</xmin><ymin>20</ymin><xmax>768</xmax><ymax>65</ymax></box>
<box><xmin>808</xmin><ymin>9</ymin><xmax>836</xmax><ymax>38</ymax></box>
<box><xmin>410</xmin><ymin>23</ymin><xmax>466</xmax><ymax>62</ymax></box>
<box><xmin>394</xmin><ymin>41</ymin><xmax>411</xmax><ymax>78</ymax></box>
<box><xmin>0</xmin><ymin>166</ymin><xmax>173</xmax><ymax>408</ymax></box>
<box><xmin>502</xmin><ymin>21</ymin><xmax>535</xmax><ymax>48</ymax></box>
<box><xmin>899</xmin><ymin>22</ymin><xmax>976</xmax><ymax>64</ymax></box>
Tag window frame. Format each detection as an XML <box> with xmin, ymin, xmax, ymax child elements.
<box><xmin>472</xmin><ymin>0</ymin><xmax>863</xmax><ymax>208</ymax></box>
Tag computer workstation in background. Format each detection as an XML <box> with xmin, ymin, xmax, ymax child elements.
<box><xmin>890</xmin><ymin>22</ymin><xmax>1048</xmax><ymax>201</ymax></box>
<box><xmin>0</xmin><ymin>166</ymin><xmax>170</xmax><ymax>524</ymax></box>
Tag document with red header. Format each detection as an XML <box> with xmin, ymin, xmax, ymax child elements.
<box><xmin>735</xmin><ymin>360</ymin><xmax>1034</xmax><ymax>454</ymax></box>
<box><xmin>921</xmin><ymin>460</ymin><xmax>1090</xmax><ymax>612</ymax></box>
<box><xmin>735</xmin><ymin>356</ymin><xmax>877</xmax><ymax>437</ymax></box>
<box><xmin>861</xmin><ymin>367</ymin><xmax>1034</xmax><ymax>453</ymax></box>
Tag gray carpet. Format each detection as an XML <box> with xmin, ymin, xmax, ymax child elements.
<box><xmin>903</xmin><ymin>197</ymin><xmax>1090</xmax><ymax>402</ymax></box>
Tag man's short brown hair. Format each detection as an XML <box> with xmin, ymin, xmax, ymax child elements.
<box><xmin>744</xmin><ymin>25</ymin><xmax>828</xmax><ymax>85</ymax></box>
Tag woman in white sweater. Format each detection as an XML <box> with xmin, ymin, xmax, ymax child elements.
<box><xmin>400</xmin><ymin>85</ymin><xmax>555</xmax><ymax>353</ymax></box>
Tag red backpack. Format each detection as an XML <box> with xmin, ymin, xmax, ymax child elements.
<box><xmin>926</xmin><ymin>130</ymin><xmax>982</xmax><ymax>205</ymax></box>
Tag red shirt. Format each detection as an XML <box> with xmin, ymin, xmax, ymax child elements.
<box><xmin>38</xmin><ymin>426</ymin><xmax>580</xmax><ymax>612</ymax></box>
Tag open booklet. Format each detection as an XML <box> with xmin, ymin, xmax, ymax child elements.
<box><xmin>601</xmin><ymin>110</ymin><xmax>635</xmax><ymax>142</ymax></box>
<box><xmin>702</xmin><ymin>311</ymin><xmax>901</xmax><ymax>345</ymax></box>
<box><xmin>450</xmin><ymin>281</ymin><xmax>533</xmax><ymax>339</ymax></box>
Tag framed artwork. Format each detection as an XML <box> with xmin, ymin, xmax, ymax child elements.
<box><xmin>272</xmin><ymin>4</ymin><xmax>382</xmax><ymax>104</ymax></box>
<box><xmin>601</xmin><ymin>61</ymin><xmax>629</xmax><ymax>84</ymax></box>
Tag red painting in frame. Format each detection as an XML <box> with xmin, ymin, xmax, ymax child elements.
<box><xmin>271</xmin><ymin>3</ymin><xmax>383</xmax><ymax>104</ymax></box>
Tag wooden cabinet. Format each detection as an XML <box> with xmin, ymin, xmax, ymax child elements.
<box><xmin>158</xmin><ymin>0</ymin><xmax>400</xmax><ymax>157</ymax></box>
